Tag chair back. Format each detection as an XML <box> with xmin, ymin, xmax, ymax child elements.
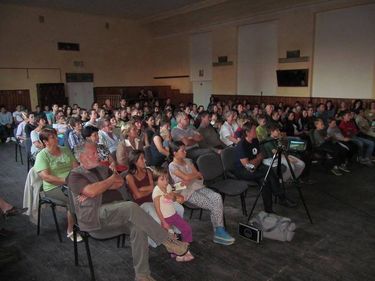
<box><xmin>143</xmin><ymin>145</ymin><xmax>152</xmax><ymax>166</ymax></box>
<box><xmin>64</xmin><ymin>128</ymin><xmax>73</xmax><ymax>150</ymax></box>
<box><xmin>196</xmin><ymin>153</ymin><xmax>224</xmax><ymax>181</ymax></box>
<box><xmin>220</xmin><ymin>146</ymin><xmax>238</xmax><ymax>178</ymax></box>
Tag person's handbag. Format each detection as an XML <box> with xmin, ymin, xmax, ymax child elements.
<box><xmin>250</xmin><ymin>211</ymin><xmax>296</xmax><ymax>242</ymax></box>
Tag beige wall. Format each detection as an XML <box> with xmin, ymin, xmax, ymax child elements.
<box><xmin>1</xmin><ymin>1</ymin><xmax>374</xmax><ymax>108</ymax></box>
<box><xmin>0</xmin><ymin>4</ymin><xmax>153</xmax><ymax>108</ymax></box>
<box><xmin>147</xmin><ymin>0</ymin><xmax>375</xmax><ymax>99</ymax></box>
<box><xmin>212</xmin><ymin>26</ymin><xmax>237</xmax><ymax>96</ymax></box>
<box><xmin>151</xmin><ymin>35</ymin><xmax>191</xmax><ymax>93</ymax></box>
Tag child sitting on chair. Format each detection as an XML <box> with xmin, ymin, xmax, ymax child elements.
<box><xmin>152</xmin><ymin>168</ymin><xmax>194</xmax><ymax>262</ymax></box>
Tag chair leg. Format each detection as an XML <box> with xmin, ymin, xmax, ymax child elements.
<box><xmin>19</xmin><ymin>145</ymin><xmax>24</xmax><ymax>165</ymax></box>
<box><xmin>189</xmin><ymin>209</ymin><xmax>194</xmax><ymax>220</ymax></box>
<box><xmin>51</xmin><ymin>204</ymin><xmax>62</xmax><ymax>242</ymax></box>
<box><xmin>122</xmin><ymin>234</ymin><xmax>126</xmax><ymax>248</ymax></box>
<box><xmin>117</xmin><ymin>235</ymin><xmax>120</xmax><ymax>248</ymax></box>
<box><xmin>73</xmin><ymin>229</ymin><xmax>79</xmax><ymax>266</ymax></box>
<box><xmin>37</xmin><ymin>202</ymin><xmax>42</xmax><ymax>236</ymax></box>
<box><xmin>199</xmin><ymin>209</ymin><xmax>203</xmax><ymax>220</ymax></box>
<box><xmin>84</xmin><ymin>237</ymin><xmax>96</xmax><ymax>281</ymax></box>
<box><xmin>15</xmin><ymin>142</ymin><xmax>18</xmax><ymax>162</ymax></box>
<box><xmin>241</xmin><ymin>193</ymin><xmax>247</xmax><ymax>216</ymax></box>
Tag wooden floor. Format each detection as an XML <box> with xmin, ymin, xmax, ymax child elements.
<box><xmin>1</xmin><ymin>141</ymin><xmax>375</xmax><ymax>281</ymax></box>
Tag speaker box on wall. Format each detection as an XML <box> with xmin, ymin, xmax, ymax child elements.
<box><xmin>286</xmin><ymin>50</ymin><xmax>300</xmax><ymax>58</ymax></box>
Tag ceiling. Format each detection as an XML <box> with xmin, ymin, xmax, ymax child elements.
<box><xmin>0</xmin><ymin>0</ymin><xmax>228</xmax><ymax>20</ymax></box>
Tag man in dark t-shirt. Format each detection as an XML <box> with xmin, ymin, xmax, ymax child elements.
<box><xmin>233</xmin><ymin>121</ymin><xmax>296</xmax><ymax>213</ymax></box>
<box><xmin>66</xmin><ymin>142</ymin><xmax>188</xmax><ymax>281</ymax></box>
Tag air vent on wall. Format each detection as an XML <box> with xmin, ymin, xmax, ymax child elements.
<box><xmin>58</xmin><ymin>42</ymin><xmax>80</xmax><ymax>51</ymax></box>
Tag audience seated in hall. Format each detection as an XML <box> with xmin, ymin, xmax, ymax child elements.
<box><xmin>339</xmin><ymin>111</ymin><xmax>374</xmax><ymax>166</ymax></box>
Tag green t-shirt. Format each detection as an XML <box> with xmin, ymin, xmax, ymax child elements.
<box><xmin>256</xmin><ymin>125</ymin><xmax>269</xmax><ymax>142</ymax></box>
<box><xmin>34</xmin><ymin>146</ymin><xmax>76</xmax><ymax>192</ymax></box>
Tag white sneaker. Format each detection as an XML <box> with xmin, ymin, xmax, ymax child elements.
<box><xmin>67</xmin><ymin>231</ymin><xmax>83</xmax><ymax>242</ymax></box>
<box><xmin>5</xmin><ymin>137</ymin><xmax>10</xmax><ymax>143</ymax></box>
<box><xmin>10</xmin><ymin>137</ymin><xmax>16</xmax><ymax>142</ymax></box>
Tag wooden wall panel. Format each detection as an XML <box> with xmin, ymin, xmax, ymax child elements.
<box><xmin>212</xmin><ymin>95</ymin><xmax>375</xmax><ymax>109</ymax></box>
<box><xmin>0</xmin><ymin>90</ymin><xmax>31</xmax><ymax>111</ymax></box>
<box><xmin>94</xmin><ymin>86</ymin><xmax>193</xmax><ymax>107</ymax></box>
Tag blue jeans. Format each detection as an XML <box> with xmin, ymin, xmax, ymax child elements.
<box><xmin>352</xmin><ymin>136</ymin><xmax>374</xmax><ymax>159</ymax></box>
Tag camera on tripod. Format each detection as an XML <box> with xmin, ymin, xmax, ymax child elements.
<box><xmin>270</xmin><ymin>138</ymin><xmax>307</xmax><ymax>153</ymax></box>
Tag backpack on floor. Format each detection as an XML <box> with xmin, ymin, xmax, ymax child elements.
<box><xmin>250</xmin><ymin>211</ymin><xmax>296</xmax><ymax>242</ymax></box>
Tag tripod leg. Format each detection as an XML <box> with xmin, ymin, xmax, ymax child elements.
<box><xmin>283</xmin><ymin>151</ymin><xmax>313</xmax><ymax>224</ymax></box>
<box><xmin>247</xmin><ymin>151</ymin><xmax>279</xmax><ymax>221</ymax></box>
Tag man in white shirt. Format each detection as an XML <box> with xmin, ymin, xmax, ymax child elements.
<box><xmin>12</xmin><ymin>105</ymin><xmax>24</xmax><ymax>126</ymax></box>
<box><xmin>98</xmin><ymin>118</ymin><xmax>119</xmax><ymax>153</ymax></box>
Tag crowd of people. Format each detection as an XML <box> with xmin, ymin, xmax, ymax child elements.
<box><xmin>1</xmin><ymin>95</ymin><xmax>375</xmax><ymax>281</ymax></box>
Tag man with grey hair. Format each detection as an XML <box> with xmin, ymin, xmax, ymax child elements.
<box><xmin>171</xmin><ymin>111</ymin><xmax>213</xmax><ymax>161</ymax></box>
<box><xmin>67</xmin><ymin>142</ymin><xmax>188</xmax><ymax>281</ymax></box>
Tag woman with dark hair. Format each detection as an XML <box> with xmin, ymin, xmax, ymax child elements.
<box><xmin>34</xmin><ymin>128</ymin><xmax>80</xmax><ymax>241</ymax></box>
<box><xmin>65</xmin><ymin>106</ymin><xmax>73</xmax><ymax>118</ymax></box>
<box><xmin>149</xmin><ymin>120</ymin><xmax>171</xmax><ymax>167</ymax></box>
<box><xmin>126</xmin><ymin>150</ymin><xmax>154</xmax><ymax>205</ymax></box>
<box><xmin>325</xmin><ymin>100</ymin><xmax>335</xmax><ymax>119</ymax></box>
<box><xmin>353</xmin><ymin>99</ymin><xmax>363</xmax><ymax>111</ymax></box>
<box><xmin>144</xmin><ymin>115</ymin><xmax>156</xmax><ymax>146</ymax></box>
<box><xmin>168</xmin><ymin>141</ymin><xmax>235</xmax><ymax>246</ymax></box>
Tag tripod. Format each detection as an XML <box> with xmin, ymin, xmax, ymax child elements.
<box><xmin>247</xmin><ymin>142</ymin><xmax>313</xmax><ymax>224</ymax></box>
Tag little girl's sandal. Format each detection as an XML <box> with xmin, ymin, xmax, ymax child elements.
<box><xmin>175</xmin><ymin>251</ymin><xmax>194</xmax><ymax>262</ymax></box>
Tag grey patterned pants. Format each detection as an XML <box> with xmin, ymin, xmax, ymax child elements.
<box><xmin>187</xmin><ymin>187</ymin><xmax>224</xmax><ymax>228</ymax></box>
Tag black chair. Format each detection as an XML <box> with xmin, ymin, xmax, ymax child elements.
<box><xmin>66</xmin><ymin>186</ymin><xmax>126</xmax><ymax>281</ymax></box>
<box><xmin>24</xmin><ymin>138</ymin><xmax>35</xmax><ymax>171</ymax></box>
<box><xmin>183</xmin><ymin>201</ymin><xmax>203</xmax><ymax>220</ymax></box>
<box><xmin>196</xmin><ymin>153</ymin><xmax>249</xmax><ymax>218</ymax></box>
<box><xmin>37</xmin><ymin>185</ymin><xmax>66</xmax><ymax>242</ymax></box>
<box><xmin>15</xmin><ymin>138</ymin><xmax>24</xmax><ymax>165</ymax></box>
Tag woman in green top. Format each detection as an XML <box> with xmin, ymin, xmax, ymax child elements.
<box><xmin>34</xmin><ymin>128</ymin><xmax>80</xmax><ymax>241</ymax></box>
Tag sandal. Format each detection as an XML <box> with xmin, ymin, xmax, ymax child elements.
<box><xmin>175</xmin><ymin>251</ymin><xmax>194</xmax><ymax>262</ymax></box>
<box><xmin>67</xmin><ymin>231</ymin><xmax>83</xmax><ymax>243</ymax></box>
<box><xmin>4</xmin><ymin>207</ymin><xmax>27</xmax><ymax>217</ymax></box>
